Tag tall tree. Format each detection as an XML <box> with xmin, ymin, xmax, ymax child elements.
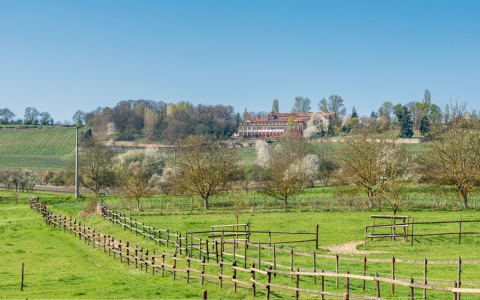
<box><xmin>419</xmin><ymin>116</ymin><xmax>430</xmax><ymax>136</ymax></box>
<box><xmin>419</xmin><ymin>120</ymin><xmax>480</xmax><ymax>208</ymax></box>
<box><xmin>172</xmin><ymin>135</ymin><xmax>239</xmax><ymax>210</ymax></box>
<box><xmin>336</xmin><ymin>130</ymin><xmax>410</xmax><ymax>207</ymax></box>
<box><xmin>318</xmin><ymin>95</ymin><xmax>347</xmax><ymax>115</ymax></box>
<box><xmin>291</xmin><ymin>96</ymin><xmax>311</xmax><ymax>113</ymax></box>
<box><xmin>351</xmin><ymin>106</ymin><xmax>358</xmax><ymax>118</ymax></box>
<box><xmin>243</xmin><ymin>108</ymin><xmax>249</xmax><ymax>120</ymax></box>
<box><xmin>272</xmin><ymin>99</ymin><xmax>279</xmax><ymax>113</ymax></box>
<box><xmin>72</xmin><ymin>110</ymin><xmax>86</xmax><ymax>126</ymax></box>
<box><xmin>115</xmin><ymin>148</ymin><xmax>166</xmax><ymax>210</ymax></box>
<box><xmin>0</xmin><ymin>108</ymin><xmax>15</xmax><ymax>124</ymax></box>
<box><xmin>24</xmin><ymin>107</ymin><xmax>39</xmax><ymax>124</ymax></box>
<box><xmin>395</xmin><ymin>106</ymin><xmax>414</xmax><ymax>138</ymax></box>
<box><xmin>259</xmin><ymin>140</ymin><xmax>317</xmax><ymax>210</ymax></box>
<box><xmin>76</xmin><ymin>135</ymin><xmax>116</xmax><ymax>195</ymax></box>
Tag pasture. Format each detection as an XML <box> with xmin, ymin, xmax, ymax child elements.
<box><xmin>3</xmin><ymin>191</ymin><xmax>480</xmax><ymax>299</ymax></box>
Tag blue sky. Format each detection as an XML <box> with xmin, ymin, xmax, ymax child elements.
<box><xmin>1</xmin><ymin>0</ymin><xmax>479</xmax><ymax>122</ymax></box>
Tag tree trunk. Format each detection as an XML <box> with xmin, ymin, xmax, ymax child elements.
<box><xmin>461</xmin><ymin>190</ymin><xmax>468</xmax><ymax>209</ymax></box>
<box><xmin>204</xmin><ymin>197</ymin><xmax>209</xmax><ymax>210</ymax></box>
<box><xmin>284</xmin><ymin>196</ymin><xmax>288</xmax><ymax>212</ymax></box>
<box><xmin>136</xmin><ymin>198</ymin><xmax>140</xmax><ymax>211</ymax></box>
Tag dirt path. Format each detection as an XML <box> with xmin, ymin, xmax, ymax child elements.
<box><xmin>321</xmin><ymin>241</ymin><xmax>383</xmax><ymax>255</ymax></box>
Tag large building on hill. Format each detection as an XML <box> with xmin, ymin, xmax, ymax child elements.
<box><xmin>234</xmin><ymin>111</ymin><xmax>336</xmax><ymax>138</ymax></box>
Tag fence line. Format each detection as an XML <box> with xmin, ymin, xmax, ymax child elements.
<box><xmin>29</xmin><ymin>199</ymin><xmax>480</xmax><ymax>299</ymax></box>
<box><xmin>365</xmin><ymin>218</ymin><xmax>480</xmax><ymax>246</ymax></box>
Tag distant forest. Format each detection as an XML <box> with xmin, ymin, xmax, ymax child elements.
<box><xmin>83</xmin><ymin>100</ymin><xmax>240</xmax><ymax>142</ymax></box>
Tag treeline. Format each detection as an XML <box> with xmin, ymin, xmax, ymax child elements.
<box><xmin>78</xmin><ymin>100</ymin><xmax>240</xmax><ymax>142</ymax></box>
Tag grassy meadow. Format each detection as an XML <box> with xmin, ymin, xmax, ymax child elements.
<box><xmin>2</xmin><ymin>186</ymin><xmax>480</xmax><ymax>299</ymax></box>
<box><xmin>0</xmin><ymin>127</ymin><xmax>75</xmax><ymax>170</ymax></box>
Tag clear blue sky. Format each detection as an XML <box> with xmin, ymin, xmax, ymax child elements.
<box><xmin>1</xmin><ymin>0</ymin><xmax>479</xmax><ymax>122</ymax></box>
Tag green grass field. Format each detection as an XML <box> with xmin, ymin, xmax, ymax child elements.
<box><xmin>0</xmin><ymin>127</ymin><xmax>75</xmax><ymax>170</ymax></box>
<box><xmin>2</xmin><ymin>191</ymin><xmax>479</xmax><ymax>299</ymax></box>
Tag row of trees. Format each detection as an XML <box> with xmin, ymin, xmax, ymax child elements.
<box><xmin>0</xmin><ymin>107</ymin><xmax>55</xmax><ymax>125</ymax></box>
<box><xmin>0</xmin><ymin>169</ymin><xmax>37</xmax><ymax>192</ymax></box>
<box><xmin>77</xmin><ymin>100</ymin><xmax>239</xmax><ymax>142</ymax></box>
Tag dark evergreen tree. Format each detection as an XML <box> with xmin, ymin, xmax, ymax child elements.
<box><xmin>351</xmin><ymin>106</ymin><xmax>358</xmax><ymax>118</ymax></box>
<box><xmin>327</xmin><ymin>125</ymin><xmax>334</xmax><ymax>136</ymax></box>
<box><xmin>419</xmin><ymin>115</ymin><xmax>430</xmax><ymax>136</ymax></box>
<box><xmin>370</xmin><ymin>111</ymin><xmax>378</xmax><ymax>118</ymax></box>
<box><xmin>395</xmin><ymin>106</ymin><xmax>414</xmax><ymax>138</ymax></box>
<box><xmin>320</xmin><ymin>127</ymin><xmax>325</xmax><ymax>137</ymax></box>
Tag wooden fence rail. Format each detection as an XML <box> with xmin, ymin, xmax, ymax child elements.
<box><xmin>365</xmin><ymin>218</ymin><xmax>480</xmax><ymax>246</ymax></box>
<box><xmin>28</xmin><ymin>199</ymin><xmax>480</xmax><ymax>299</ymax></box>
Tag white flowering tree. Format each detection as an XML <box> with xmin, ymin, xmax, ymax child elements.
<box><xmin>303</xmin><ymin>113</ymin><xmax>327</xmax><ymax>140</ymax></box>
<box><xmin>255</xmin><ymin>140</ymin><xmax>270</xmax><ymax>167</ymax></box>
<box><xmin>106</xmin><ymin>122</ymin><xmax>118</xmax><ymax>146</ymax></box>
<box><xmin>259</xmin><ymin>142</ymin><xmax>313</xmax><ymax>210</ymax></box>
<box><xmin>114</xmin><ymin>147</ymin><xmax>166</xmax><ymax>210</ymax></box>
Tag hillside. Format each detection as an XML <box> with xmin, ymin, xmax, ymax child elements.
<box><xmin>0</xmin><ymin>127</ymin><xmax>75</xmax><ymax>170</ymax></box>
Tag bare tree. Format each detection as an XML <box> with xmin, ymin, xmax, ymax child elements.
<box><xmin>291</xmin><ymin>96</ymin><xmax>311</xmax><ymax>113</ymax></box>
<box><xmin>318</xmin><ymin>95</ymin><xmax>347</xmax><ymax>115</ymax></box>
<box><xmin>272</xmin><ymin>99</ymin><xmax>279</xmax><ymax>113</ymax></box>
<box><xmin>419</xmin><ymin>118</ymin><xmax>480</xmax><ymax>208</ymax></box>
<box><xmin>172</xmin><ymin>135</ymin><xmax>239</xmax><ymax>210</ymax></box>
<box><xmin>76</xmin><ymin>135</ymin><xmax>116</xmax><ymax>195</ymax></box>
<box><xmin>0</xmin><ymin>108</ymin><xmax>15</xmax><ymax>124</ymax></box>
<box><xmin>335</xmin><ymin>130</ymin><xmax>410</xmax><ymax>207</ymax></box>
<box><xmin>72</xmin><ymin>110</ymin><xmax>86</xmax><ymax>126</ymax></box>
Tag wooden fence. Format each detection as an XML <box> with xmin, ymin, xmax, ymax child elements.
<box><xmin>28</xmin><ymin>199</ymin><xmax>480</xmax><ymax>299</ymax></box>
<box><xmin>365</xmin><ymin>218</ymin><xmax>480</xmax><ymax>246</ymax></box>
<box><xmin>100</xmin><ymin>202</ymin><xmax>320</xmax><ymax>251</ymax></box>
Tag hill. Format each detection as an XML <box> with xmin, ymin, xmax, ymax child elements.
<box><xmin>0</xmin><ymin>126</ymin><xmax>75</xmax><ymax>170</ymax></box>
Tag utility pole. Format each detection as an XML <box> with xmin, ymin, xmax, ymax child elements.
<box><xmin>75</xmin><ymin>126</ymin><xmax>79</xmax><ymax>198</ymax></box>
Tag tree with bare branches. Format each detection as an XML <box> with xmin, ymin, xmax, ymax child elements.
<box><xmin>259</xmin><ymin>141</ymin><xmax>316</xmax><ymax>210</ymax></box>
<box><xmin>419</xmin><ymin>117</ymin><xmax>480</xmax><ymax>208</ymax></box>
<box><xmin>335</xmin><ymin>130</ymin><xmax>410</xmax><ymax>208</ymax></box>
<box><xmin>171</xmin><ymin>135</ymin><xmax>239</xmax><ymax>210</ymax></box>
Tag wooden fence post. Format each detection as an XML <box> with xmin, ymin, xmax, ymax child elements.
<box><xmin>161</xmin><ymin>252</ymin><xmax>165</xmax><ymax>277</ymax></box>
<box><xmin>375</xmin><ymin>272</ymin><xmax>380</xmax><ymax>298</ymax></box>
<box><xmin>362</xmin><ymin>256</ymin><xmax>366</xmax><ymax>291</ymax></box>
<box><xmin>186</xmin><ymin>257</ymin><xmax>190</xmax><ymax>283</ymax></box>
<box><xmin>313</xmin><ymin>251</ymin><xmax>316</xmax><ymax>284</ymax></box>
<box><xmin>215</xmin><ymin>240</ymin><xmax>219</xmax><ymax>263</ymax></box>
<box><xmin>453</xmin><ymin>281</ymin><xmax>457</xmax><ymax>300</ymax></box>
<box><xmin>244</xmin><ymin>240</ymin><xmax>247</xmax><ymax>269</ymax></box>
<box><xmin>173</xmin><ymin>252</ymin><xmax>177</xmax><ymax>280</ymax></box>
<box><xmin>459</xmin><ymin>218</ymin><xmax>462</xmax><ymax>244</ymax></box>
<box><xmin>321</xmin><ymin>269</ymin><xmax>324</xmax><ymax>300</ymax></box>
<box><xmin>296</xmin><ymin>268</ymin><xmax>300</xmax><ymax>300</ymax></box>
<box><xmin>392</xmin><ymin>255</ymin><xmax>395</xmax><ymax>294</ymax></box>
<box><xmin>21</xmin><ymin>262</ymin><xmax>24</xmax><ymax>291</ymax></box>
<box><xmin>219</xmin><ymin>260</ymin><xmax>223</xmax><ymax>289</ymax></box>
<box><xmin>266</xmin><ymin>266</ymin><xmax>272</xmax><ymax>299</ymax></box>
<box><xmin>458</xmin><ymin>256</ymin><xmax>462</xmax><ymax>300</ymax></box>
<box><xmin>152</xmin><ymin>250</ymin><xmax>155</xmax><ymax>275</ymax></box>
<box><xmin>251</xmin><ymin>263</ymin><xmax>256</xmax><ymax>297</ymax></box>
<box><xmin>410</xmin><ymin>277</ymin><xmax>414</xmax><ymax>300</ymax></box>
<box><xmin>424</xmin><ymin>258</ymin><xmax>427</xmax><ymax>299</ymax></box>
<box><xmin>126</xmin><ymin>242</ymin><xmax>130</xmax><ymax>266</ymax></box>
<box><xmin>273</xmin><ymin>244</ymin><xmax>276</xmax><ymax>277</ymax></box>
<box><xmin>258</xmin><ymin>242</ymin><xmax>261</xmax><ymax>270</ymax></box>
<box><xmin>316</xmin><ymin>224</ymin><xmax>319</xmax><ymax>249</ymax></box>
<box><xmin>202</xmin><ymin>290</ymin><xmax>207</xmax><ymax>300</ymax></box>
<box><xmin>411</xmin><ymin>217</ymin><xmax>414</xmax><ymax>246</ymax></box>
<box><xmin>290</xmin><ymin>249</ymin><xmax>294</xmax><ymax>281</ymax></box>
<box><xmin>336</xmin><ymin>254</ymin><xmax>339</xmax><ymax>288</ymax></box>
<box><xmin>233</xmin><ymin>260</ymin><xmax>237</xmax><ymax>293</ymax></box>
<box><xmin>199</xmin><ymin>238</ymin><xmax>202</xmax><ymax>260</ymax></box>
<box><xmin>345</xmin><ymin>270</ymin><xmax>349</xmax><ymax>300</ymax></box>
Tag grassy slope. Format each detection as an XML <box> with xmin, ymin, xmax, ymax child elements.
<box><xmin>0</xmin><ymin>127</ymin><xmax>75</xmax><ymax>170</ymax></box>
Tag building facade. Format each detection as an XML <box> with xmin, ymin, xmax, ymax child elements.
<box><xmin>234</xmin><ymin>111</ymin><xmax>335</xmax><ymax>138</ymax></box>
